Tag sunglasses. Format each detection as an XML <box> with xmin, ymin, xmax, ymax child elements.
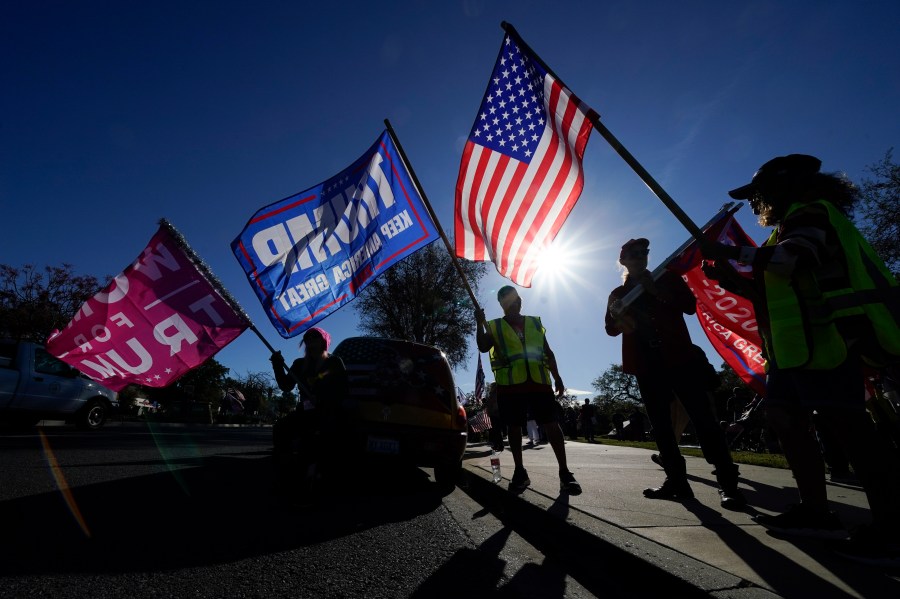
<box><xmin>625</xmin><ymin>249</ymin><xmax>650</xmax><ymax>258</ymax></box>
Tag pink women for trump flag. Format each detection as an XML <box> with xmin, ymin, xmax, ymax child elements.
<box><xmin>455</xmin><ymin>26</ymin><xmax>594</xmax><ymax>287</ymax></box>
<box><xmin>46</xmin><ymin>221</ymin><xmax>249</xmax><ymax>392</ymax></box>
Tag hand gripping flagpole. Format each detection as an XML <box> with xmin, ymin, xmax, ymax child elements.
<box><xmin>383</xmin><ymin>119</ymin><xmax>483</xmax><ymax>313</ymax></box>
<box><xmin>610</xmin><ymin>203</ymin><xmax>740</xmax><ymax>316</ymax></box>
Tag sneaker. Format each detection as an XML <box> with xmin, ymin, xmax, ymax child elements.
<box><xmin>559</xmin><ymin>470</ymin><xmax>582</xmax><ymax>495</ymax></box>
<box><xmin>643</xmin><ymin>478</ymin><xmax>693</xmax><ymax>500</ymax></box>
<box><xmin>509</xmin><ymin>467</ymin><xmax>530</xmax><ymax>491</ymax></box>
<box><xmin>650</xmin><ymin>453</ymin><xmax>663</xmax><ymax>467</ymax></box>
<box><xmin>831</xmin><ymin>526</ymin><xmax>900</xmax><ymax>567</ymax></box>
<box><xmin>753</xmin><ymin>504</ymin><xmax>847</xmax><ymax>539</ymax></box>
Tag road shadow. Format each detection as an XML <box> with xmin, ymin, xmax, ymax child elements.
<box><xmin>0</xmin><ymin>451</ymin><xmax>443</xmax><ymax>577</ymax></box>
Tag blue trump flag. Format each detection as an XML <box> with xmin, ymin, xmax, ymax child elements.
<box><xmin>232</xmin><ymin>130</ymin><xmax>438</xmax><ymax>338</ymax></box>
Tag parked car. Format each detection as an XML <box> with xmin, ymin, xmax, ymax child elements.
<box><xmin>331</xmin><ymin>337</ymin><xmax>468</xmax><ymax>490</ymax></box>
<box><xmin>0</xmin><ymin>339</ymin><xmax>119</xmax><ymax>429</ymax></box>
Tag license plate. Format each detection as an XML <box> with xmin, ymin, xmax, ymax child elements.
<box><xmin>367</xmin><ymin>436</ymin><xmax>400</xmax><ymax>455</ymax></box>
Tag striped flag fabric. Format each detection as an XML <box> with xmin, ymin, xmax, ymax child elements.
<box><xmin>468</xmin><ymin>410</ymin><xmax>493</xmax><ymax>433</ymax></box>
<box><xmin>454</xmin><ymin>28</ymin><xmax>594</xmax><ymax>287</ymax></box>
<box><xmin>474</xmin><ymin>354</ymin><xmax>486</xmax><ymax>401</ymax></box>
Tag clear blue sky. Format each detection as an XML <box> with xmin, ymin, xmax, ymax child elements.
<box><xmin>3</xmin><ymin>1</ymin><xmax>898</xmax><ymax>397</ymax></box>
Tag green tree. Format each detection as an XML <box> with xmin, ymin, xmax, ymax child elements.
<box><xmin>557</xmin><ymin>392</ymin><xmax>581</xmax><ymax>412</ymax></box>
<box><xmin>0</xmin><ymin>263</ymin><xmax>104</xmax><ymax>342</ymax></box>
<box><xmin>223</xmin><ymin>371</ymin><xmax>278</xmax><ymax>422</ymax></box>
<box><xmin>165</xmin><ymin>358</ymin><xmax>230</xmax><ymax>407</ymax></box>
<box><xmin>715</xmin><ymin>362</ymin><xmax>748</xmax><ymax>393</ymax></box>
<box><xmin>856</xmin><ymin>149</ymin><xmax>900</xmax><ymax>277</ymax></box>
<box><xmin>353</xmin><ymin>243</ymin><xmax>487</xmax><ymax>369</ymax></box>
<box><xmin>591</xmin><ymin>363</ymin><xmax>641</xmax><ymax>403</ymax></box>
<box><xmin>591</xmin><ymin>363</ymin><xmax>644</xmax><ymax>424</ymax></box>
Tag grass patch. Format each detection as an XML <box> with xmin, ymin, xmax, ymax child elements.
<box><xmin>579</xmin><ymin>437</ymin><xmax>790</xmax><ymax>469</ymax></box>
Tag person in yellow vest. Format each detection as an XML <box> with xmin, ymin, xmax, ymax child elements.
<box><xmin>475</xmin><ymin>286</ymin><xmax>582</xmax><ymax>494</ymax></box>
<box><xmin>702</xmin><ymin>154</ymin><xmax>900</xmax><ymax>566</ymax></box>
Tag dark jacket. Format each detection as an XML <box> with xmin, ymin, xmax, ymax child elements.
<box><xmin>605</xmin><ymin>271</ymin><xmax>698</xmax><ymax>377</ymax></box>
<box><xmin>274</xmin><ymin>355</ymin><xmax>348</xmax><ymax>410</ymax></box>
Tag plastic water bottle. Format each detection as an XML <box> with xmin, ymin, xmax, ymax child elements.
<box><xmin>490</xmin><ymin>450</ymin><xmax>502</xmax><ymax>483</ymax></box>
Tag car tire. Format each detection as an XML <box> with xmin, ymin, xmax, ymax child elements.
<box><xmin>434</xmin><ymin>460</ymin><xmax>461</xmax><ymax>493</ymax></box>
<box><xmin>77</xmin><ymin>399</ymin><xmax>107</xmax><ymax>430</ymax></box>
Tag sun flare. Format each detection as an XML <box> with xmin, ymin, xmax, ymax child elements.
<box><xmin>533</xmin><ymin>237</ymin><xmax>584</xmax><ymax>288</ymax></box>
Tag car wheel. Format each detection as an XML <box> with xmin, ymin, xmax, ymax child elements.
<box><xmin>434</xmin><ymin>460</ymin><xmax>461</xmax><ymax>493</ymax></box>
<box><xmin>77</xmin><ymin>399</ymin><xmax>107</xmax><ymax>430</ymax></box>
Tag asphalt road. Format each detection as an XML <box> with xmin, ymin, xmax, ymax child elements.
<box><xmin>0</xmin><ymin>424</ymin><xmax>594</xmax><ymax>598</ymax></box>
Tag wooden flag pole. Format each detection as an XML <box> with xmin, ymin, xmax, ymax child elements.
<box><xmin>500</xmin><ymin>22</ymin><xmax>705</xmax><ymax>241</ymax></box>
<box><xmin>383</xmin><ymin>119</ymin><xmax>482</xmax><ymax>313</ymax></box>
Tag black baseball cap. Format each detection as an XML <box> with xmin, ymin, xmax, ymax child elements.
<box><xmin>728</xmin><ymin>154</ymin><xmax>822</xmax><ymax>200</ymax></box>
<box><xmin>619</xmin><ymin>238</ymin><xmax>649</xmax><ymax>260</ymax></box>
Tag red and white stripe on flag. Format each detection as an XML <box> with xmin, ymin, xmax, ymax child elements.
<box><xmin>474</xmin><ymin>354</ymin><xmax>486</xmax><ymax>401</ymax></box>
<box><xmin>454</xmin><ymin>30</ymin><xmax>594</xmax><ymax>287</ymax></box>
<box><xmin>468</xmin><ymin>411</ymin><xmax>493</xmax><ymax>433</ymax></box>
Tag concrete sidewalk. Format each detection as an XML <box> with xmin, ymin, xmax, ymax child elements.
<box><xmin>461</xmin><ymin>439</ymin><xmax>899</xmax><ymax>598</ymax></box>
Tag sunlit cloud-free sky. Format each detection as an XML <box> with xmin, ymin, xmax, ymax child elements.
<box><xmin>3</xmin><ymin>1</ymin><xmax>898</xmax><ymax>397</ymax></box>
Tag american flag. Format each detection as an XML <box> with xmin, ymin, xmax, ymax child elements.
<box><xmin>474</xmin><ymin>354</ymin><xmax>486</xmax><ymax>401</ymax></box>
<box><xmin>456</xmin><ymin>386</ymin><xmax>468</xmax><ymax>406</ymax></box>
<box><xmin>468</xmin><ymin>411</ymin><xmax>493</xmax><ymax>433</ymax></box>
<box><xmin>454</xmin><ymin>28</ymin><xmax>594</xmax><ymax>287</ymax></box>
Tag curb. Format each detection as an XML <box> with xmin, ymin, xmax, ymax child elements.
<box><xmin>460</xmin><ymin>462</ymin><xmax>782</xmax><ymax>599</ymax></box>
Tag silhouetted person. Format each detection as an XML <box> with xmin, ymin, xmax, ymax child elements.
<box><xmin>703</xmin><ymin>154</ymin><xmax>900</xmax><ymax>564</ymax></box>
<box><xmin>270</xmin><ymin>327</ymin><xmax>348</xmax><ymax>499</ymax></box>
<box><xmin>476</xmin><ymin>286</ymin><xmax>582</xmax><ymax>495</ymax></box>
<box><xmin>580</xmin><ymin>399</ymin><xmax>597</xmax><ymax>442</ymax></box>
<box><xmin>607</xmin><ymin>238</ymin><xmax>745</xmax><ymax>509</ymax></box>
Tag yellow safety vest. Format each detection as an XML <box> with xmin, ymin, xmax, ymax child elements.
<box><xmin>764</xmin><ymin>200</ymin><xmax>900</xmax><ymax>369</ymax></box>
<box><xmin>486</xmin><ymin>316</ymin><xmax>552</xmax><ymax>385</ymax></box>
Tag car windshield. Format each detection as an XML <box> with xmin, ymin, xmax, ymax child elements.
<box><xmin>333</xmin><ymin>337</ymin><xmax>454</xmax><ymax>413</ymax></box>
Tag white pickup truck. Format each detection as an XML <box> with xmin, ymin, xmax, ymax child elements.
<box><xmin>0</xmin><ymin>339</ymin><xmax>119</xmax><ymax>429</ymax></box>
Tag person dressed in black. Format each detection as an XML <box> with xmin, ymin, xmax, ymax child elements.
<box><xmin>270</xmin><ymin>327</ymin><xmax>348</xmax><ymax>498</ymax></box>
<box><xmin>485</xmin><ymin>383</ymin><xmax>505</xmax><ymax>452</ymax></box>
<box><xmin>612</xmin><ymin>413</ymin><xmax>626</xmax><ymax>440</ymax></box>
<box><xmin>580</xmin><ymin>399</ymin><xmax>597</xmax><ymax>442</ymax></box>
<box><xmin>606</xmin><ymin>238</ymin><xmax>745</xmax><ymax>509</ymax></box>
